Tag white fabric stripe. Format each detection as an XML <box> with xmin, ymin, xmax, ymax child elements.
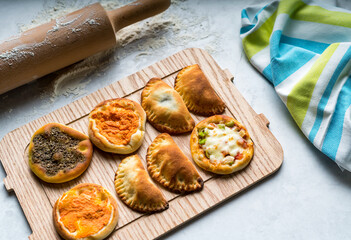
<box><xmin>272</xmin><ymin>13</ymin><xmax>289</xmax><ymax>32</ymax></box>
<box><xmin>282</xmin><ymin>18</ymin><xmax>351</xmax><ymax>44</ymax></box>
<box><xmin>249</xmin><ymin>45</ymin><xmax>270</xmax><ymax>72</ymax></box>
<box><xmin>275</xmin><ymin>55</ymin><xmax>319</xmax><ymax>104</ymax></box>
<box><xmin>241</xmin><ymin>18</ymin><xmax>252</xmax><ymax>26</ymax></box>
<box><xmin>297</xmin><ymin>44</ymin><xmax>347</xmax><ymax>141</ymax></box>
<box><xmin>335</xmin><ymin>106</ymin><xmax>351</xmax><ymax>172</ymax></box>
<box><xmin>304</xmin><ymin>0</ymin><xmax>351</xmax><ymax>14</ymax></box>
<box><xmin>313</xmin><ymin>44</ymin><xmax>351</xmax><ymax>147</ymax></box>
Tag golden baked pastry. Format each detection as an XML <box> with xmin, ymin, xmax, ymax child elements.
<box><xmin>88</xmin><ymin>98</ymin><xmax>146</xmax><ymax>154</ymax></box>
<box><xmin>147</xmin><ymin>133</ymin><xmax>203</xmax><ymax>193</ymax></box>
<box><xmin>114</xmin><ymin>154</ymin><xmax>168</xmax><ymax>213</ymax></box>
<box><xmin>190</xmin><ymin>115</ymin><xmax>254</xmax><ymax>174</ymax></box>
<box><xmin>28</xmin><ymin>123</ymin><xmax>93</xmax><ymax>183</ymax></box>
<box><xmin>141</xmin><ymin>78</ymin><xmax>195</xmax><ymax>134</ymax></box>
<box><xmin>175</xmin><ymin>64</ymin><xmax>226</xmax><ymax>116</ymax></box>
<box><xmin>53</xmin><ymin>183</ymin><xmax>118</xmax><ymax>240</ymax></box>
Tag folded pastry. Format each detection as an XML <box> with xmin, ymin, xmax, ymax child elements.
<box><xmin>141</xmin><ymin>78</ymin><xmax>195</xmax><ymax>134</ymax></box>
<box><xmin>28</xmin><ymin>123</ymin><xmax>93</xmax><ymax>183</ymax></box>
<box><xmin>88</xmin><ymin>98</ymin><xmax>146</xmax><ymax>154</ymax></box>
<box><xmin>114</xmin><ymin>154</ymin><xmax>168</xmax><ymax>213</ymax></box>
<box><xmin>147</xmin><ymin>133</ymin><xmax>203</xmax><ymax>193</ymax></box>
<box><xmin>53</xmin><ymin>183</ymin><xmax>118</xmax><ymax>240</ymax></box>
<box><xmin>190</xmin><ymin>115</ymin><xmax>254</xmax><ymax>174</ymax></box>
<box><xmin>175</xmin><ymin>64</ymin><xmax>226</xmax><ymax>116</ymax></box>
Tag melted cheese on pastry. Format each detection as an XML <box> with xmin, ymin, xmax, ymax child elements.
<box><xmin>201</xmin><ymin>125</ymin><xmax>244</xmax><ymax>164</ymax></box>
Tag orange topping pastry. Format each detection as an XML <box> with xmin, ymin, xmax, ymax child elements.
<box><xmin>88</xmin><ymin>98</ymin><xmax>146</xmax><ymax>154</ymax></box>
<box><xmin>58</xmin><ymin>186</ymin><xmax>113</xmax><ymax>238</ymax></box>
<box><xmin>91</xmin><ymin>107</ymin><xmax>139</xmax><ymax>145</ymax></box>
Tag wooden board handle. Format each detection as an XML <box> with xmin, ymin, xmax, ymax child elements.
<box><xmin>107</xmin><ymin>0</ymin><xmax>171</xmax><ymax>32</ymax></box>
<box><xmin>223</xmin><ymin>68</ymin><xmax>234</xmax><ymax>82</ymax></box>
<box><xmin>256</xmin><ymin>113</ymin><xmax>270</xmax><ymax>127</ymax></box>
<box><xmin>3</xmin><ymin>176</ymin><xmax>14</xmax><ymax>192</ymax></box>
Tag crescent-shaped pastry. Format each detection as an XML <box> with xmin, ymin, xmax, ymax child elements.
<box><xmin>53</xmin><ymin>183</ymin><xmax>119</xmax><ymax>240</ymax></box>
<box><xmin>28</xmin><ymin>123</ymin><xmax>93</xmax><ymax>183</ymax></box>
<box><xmin>147</xmin><ymin>133</ymin><xmax>203</xmax><ymax>193</ymax></box>
<box><xmin>175</xmin><ymin>64</ymin><xmax>226</xmax><ymax>116</ymax></box>
<box><xmin>114</xmin><ymin>154</ymin><xmax>168</xmax><ymax>213</ymax></box>
<box><xmin>141</xmin><ymin>78</ymin><xmax>195</xmax><ymax>134</ymax></box>
<box><xmin>88</xmin><ymin>98</ymin><xmax>146</xmax><ymax>154</ymax></box>
<box><xmin>190</xmin><ymin>115</ymin><xmax>254</xmax><ymax>174</ymax></box>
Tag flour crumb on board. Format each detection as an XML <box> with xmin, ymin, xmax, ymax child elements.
<box><xmin>17</xmin><ymin>0</ymin><xmax>220</xmax><ymax>101</ymax></box>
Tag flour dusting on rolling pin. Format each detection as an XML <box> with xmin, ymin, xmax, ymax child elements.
<box><xmin>0</xmin><ymin>0</ymin><xmax>170</xmax><ymax>95</ymax></box>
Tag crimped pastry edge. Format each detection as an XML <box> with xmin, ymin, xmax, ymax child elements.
<box><xmin>141</xmin><ymin>78</ymin><xmax>195</xmax><ymax>134</ymax></box>
<box><xmin>114</xmin><ymin>155</ymin><xmax>169</xmax><ymax>213</ymax></box>
<box><xmin>174</xmin><ymin>64</ymin><xmax>226</xmax><ymax>116</ymax></box>
<box><xmin>146</xmin><ymin>133</ymin><xmax>203</xmax><ymax>194</ymax></box>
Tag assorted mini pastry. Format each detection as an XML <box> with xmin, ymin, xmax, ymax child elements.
<box><xmin>28</xmin><ymin>123</ymin><xmax>93</xmax><ymax>183</ymax></box>
<box><xmin>147</xmin><ymin>133</ymin><xmax>203</xmax><ymax>193</ymax></box>
<box><xmin>175</xmin><ymin>64</ymin><xmax>226</xmax><ymax>116</ymax></box>
<box><xmin>53</xmin><ymin>183</ymin><xmax>118</xmax><ymax>240</ymax></box>
<box><xmin>114</xmin><ymin>154</ymin><xmax>168</xmax><ymax>213</ymax></box>
<box><xmin>88</xmin><ymin>98</ymin><xmax>146</xmax><ymax>154</ymax></box>
<box><xmin>190</xmin><ymin>115</ymin><xmax>254</xmax><ymax>174</ymax></box>
<box><xmin>27</xmin><ymin>64</ymin><xmax>256</xmax><ymax>235</ymax></box>
<box><xmin>141</xmin><ymin>77</ymin><xmax>195</xmax><ymax>134</ymax></box>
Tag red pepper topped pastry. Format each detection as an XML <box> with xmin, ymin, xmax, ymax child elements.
<box><xmin>53</xmin><ymin>183</ymin><xmax>118</xmax><ymax>240</ymax></box>
<box><xmin>190</xmin><ymin>115</ymin><xmax>254</xmax><ymax>174</ymax></box>
<box><xmin>88</xmin><ymin>98</ymin><xmax>146</xmax><ymax>154</ymax></box>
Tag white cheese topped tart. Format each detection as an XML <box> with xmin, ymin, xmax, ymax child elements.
<box><xmin>190</xmin><ymin>115</ymin><xmax>254</xmax><ymax>174</ymax></box>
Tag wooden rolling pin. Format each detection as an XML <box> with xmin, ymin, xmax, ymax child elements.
<box><xmin>0</xmin><ymin>0</ymin><xmax>171</xmax><ymax>95</ymax></box>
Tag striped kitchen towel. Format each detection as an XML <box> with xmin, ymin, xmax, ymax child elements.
<box><xmin>240</xmin><ymin>0</ymin><xmax>351</xmax><ymax>171</ymax></box>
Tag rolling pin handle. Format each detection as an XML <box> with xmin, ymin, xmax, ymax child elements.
<box><xmin>107</xmin><ymin>0</ymin><xmax>171</xmax><ymax>32</ymax></box>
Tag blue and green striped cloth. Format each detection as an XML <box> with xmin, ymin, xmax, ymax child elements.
<box><xmin>240</xmin><ymin>0</ymin><xmax>351</xmax><ymax>171</ymax></box>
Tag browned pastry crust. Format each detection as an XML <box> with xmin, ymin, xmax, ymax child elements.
<box><xmin>175</xmin><ymin>64</ymin><xmax>226</xmax><ymax>116</ymax></box>
<box><xmin>147</xmin><ymin>133</ymin><xmax>203</xmax><ymax>194</ymax></box>
<box><xmin>114</xmin><ymin>154</ymin><xmax>168</xmax><ymax>213</ymax></box>
<box><xmin>28</xmin><ymin>123</ymin><xmax>93</xmax><ymax>183</ymax></box>
<box><xmin>88</xmin><ymin>98</ymin><xmax>146</xmax><ymax>154</ymax></box>
<box><xmin>53</xmin><ymin>183</ymin><xmax>119</xmax><ymax>240</ymax></box>
<box><xmin>190</xmin><ymin>115</ymin><xmax>254</xmax><ymax>174</ymax></box>
<box><xmin>141</xmin><ymin>78</ymin><xmax>195</xmax><ymax>134</ymax></box>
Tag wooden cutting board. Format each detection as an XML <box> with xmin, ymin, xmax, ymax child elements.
<box><xmin>0</xmin><ymin>48</ymin><xmax>283</xmax><ymax>240</ymax></box>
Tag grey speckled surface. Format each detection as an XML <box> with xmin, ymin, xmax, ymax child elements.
<box><xmin>0</xmin><ymin>0</ymin><xmax>351</xmax><ymax>239</ymax></box>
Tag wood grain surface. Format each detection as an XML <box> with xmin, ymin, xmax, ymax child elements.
<box><xmin>0</xmin><ymin>48</ymin><xmax>283</xmax><ymax>240</ymax></box>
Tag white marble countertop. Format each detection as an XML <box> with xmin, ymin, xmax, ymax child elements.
<box><xmin>0</xmin><ymin>0</ymin><xmax>350</xmax><ymax>239</ymax></box>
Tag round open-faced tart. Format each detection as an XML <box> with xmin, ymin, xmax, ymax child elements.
<box><xmin>53</xmin><ymin>183</ymin><xmax>118</xmax><ymax>240</ymax></box>
<box><xmin>190</xmin><ymin>115</ymin><xmax>254</xmax><ymax>174</ymax></box>
<box><xmin>28</xmin><ymin>123</ymin><xmax>93</xmax><ymax>183</ymax></box>
<box><xmin>88</xmin><ymin>98</ymin><xmax>146</xmax><ymax>154</ymax></box>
